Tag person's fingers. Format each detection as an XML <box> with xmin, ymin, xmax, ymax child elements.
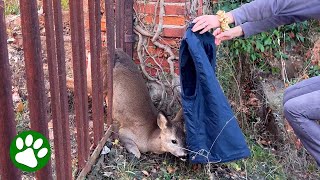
<box><xmin>215</xmin><ymin>31</ymin><xmax>229</xmax><ymax>39</ymax></box>
<box><xmin>199</xmin><ymin>25</ymin><xmax>212</xmax><ymax>34</ymax></box>
<box><xmin>213</xmin><ymin>28</ymin><xmax>221</xmax><ymax>36</ymax></box>
<box><xmin>220</xmin><ymin>35</ymin><xmax>230</xmax><ymax>41</ymax></box>
<box><xmin>192</xmin><ymin>16</ymin><xmax>203</xmax><ymax>23</ymax></box>
<box><xmin>215</xmin><ymin>38</ymin><xmax>221</xmax><ymax>45</ymax></box>
<box><xmin>192</xmin><ymin>18</ymin><xmax>207</xmax><ymax>32</ymax></box>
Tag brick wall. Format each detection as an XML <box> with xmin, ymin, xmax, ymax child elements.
<box><xmin>134</xmin><ymin>0</ymin><xmax>190</xmax><ymax>76</ymax></box>
<box><xmin>84</xmin><ymin>0</ymin><xmax>193</xmax><ymax>76</ymax></box>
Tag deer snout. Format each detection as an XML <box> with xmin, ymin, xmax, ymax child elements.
<box><xmin>173</xmin><ymin>149</ymin><xmax>187</xmax><ymax>158</ymax></box>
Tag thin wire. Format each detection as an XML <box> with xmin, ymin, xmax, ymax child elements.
<box><xmin>107</xmin><ymin>111</ymin><xmax>240</xmax><ymax>164</ymax></box>
<box><xmin>208</xmin><ymin>113</ymin><xmax>239</xmax><ymax>154</ymax></box>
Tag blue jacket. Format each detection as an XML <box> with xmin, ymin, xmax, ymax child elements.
<box><xmin>179</xmin><ymin>24</ymin><xmax>251</xmax><ymax>164</ymax></box>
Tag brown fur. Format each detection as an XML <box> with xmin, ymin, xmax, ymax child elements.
<box><xmin>110</xmin><ymin>49</ymin><xmax>185</xmax><ymax>158</ymax></box>
<box><xmin>67</xmin><ymin>48</ymin><xmax>186</xmax><ymax>158</ymax></box>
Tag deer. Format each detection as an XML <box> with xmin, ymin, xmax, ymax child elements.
<box><xmin>67</xmin><ymin>48</ymin><xmax>186</xmax><ymax>158</ymax></box>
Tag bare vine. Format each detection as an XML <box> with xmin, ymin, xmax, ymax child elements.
<box><xmin>133</xmin><ymin>0</ymin><xmax>181</xmax><ymax>112</ymax></box>
<box><xmin>133</xmin><ymin>0</ymin><xmax>208</xmax><ymax>113</ymax></box>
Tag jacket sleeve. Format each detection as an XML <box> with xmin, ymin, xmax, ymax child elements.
<box><xmin>239</xmin><ymin>15</ymin><xmax>308</xmax><ymax>38</ymax></box>
<box><xmin>230</xmin><ymin>0</ymin><xmax>320</xmax><ymax>37</ymax></box>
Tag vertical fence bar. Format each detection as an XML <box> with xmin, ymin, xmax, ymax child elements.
<box><xmin>0</xmin><ymin>1</ymin><xmax>21</xmax><ymax>179</ymax></box>
<box><xmin>106</xmin><ymin>0</ymin><xmax>115</xmax><ymax>127</ymax></box>
<box><xmin>89</xmin><ymin>0</ymin><xmax>103</xmax><ymax>145</ymax></box>
<box><xmin>69</xmin><ymin>0</ymin><xmax>89</xmax><ymax>168</ymax></box>
<box><xmin>52</xmin><ymin>0</ymin><xmax>72</xmax><ymax>178</ymax></box>
<box><xmin>69</xmin><ymin>0</ymin><xmax>84</xmax><ymax>168</ymax></box>
<box><xmin>42</xmin><ymin>0</ymin><xmax>66</xmax><ymax>179</ymax></box>
<box><xmin>124</xmin><ymin>0</ymin><xmax>134</xmax><ymax>58</ymax></box>
<box><xmin>116</xmin><ymin>0</ymin><xmax>124</xmax><ymax>48</ymax></box>
<box><xmin>78</xmin><ymin>0</ymin><xmax>90</xmax><ymax>160</ymax></box>
<box><xmin>95</xmin><ymin>0</ymin><xmax>104</xmax><ymax>137</ymax></box>
<box><xmin>20</xmin><ymin>0</ymin><xmax>53</xmax><ymax>179</ymax></box>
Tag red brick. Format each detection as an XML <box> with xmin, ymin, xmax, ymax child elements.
<box><xmin>165</xmin><ymin>5</ymin><xmax>185</xmax><ymax>15</ymax></box>
<box><xmin>165</xmin><ymin>0</ymin><xmax>187</xmax><ymax>2</ymax></box>
<box><xmin>135</xmin><ymin>3</ymin><xmax>186</xmax><ymax>15</ymax></box>
<box><xmin>144</xmin><ymin>15</ymin><xmax>186</xmax><ymax>26</ymax></box>
<box><xmin>142</xmin><ymin>0</ymin><xmax>187</xmax><ymax>2</ymax></box>
<box><xmin>162</xmin><ymin>27</ymin><xmax>185</xmax><ymax>37</ymax></box>
<box><xmin>147</xmin><ymin>45</ymin><xmax>164</xmax><ymax>55</ymax></box>
<box><xmin>158</xmin><ymin>37</ymin><xmax>179</xmax><ymax>46</ymax></box>
<box><xmin>145</xmin><ymin>67</ymin><xmax>158</xmax><ymax>76</ymax></box>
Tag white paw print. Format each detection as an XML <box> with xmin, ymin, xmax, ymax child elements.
<box><xmin>15</xmin><ymin>134</ymin><xmax>48</xmax><ymax>168</ymax></box>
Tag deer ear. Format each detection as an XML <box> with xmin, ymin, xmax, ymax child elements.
<box><xmin>157</xmin><ymin>113</ymin><xmax>168</xmax><ymax>130</ymax></box>
<box><xmin>171</xmin><ymin>108</ymin><xmax>183</xmax><ymax>123</ymax></box>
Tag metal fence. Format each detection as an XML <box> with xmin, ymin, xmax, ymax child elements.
<box><xmin>0</xmin><ymin>0</ymin><xmax>134</xmax><ymax>179</ymax></box>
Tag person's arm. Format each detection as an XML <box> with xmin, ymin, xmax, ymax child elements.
<box><xmin>239</xmin><ymin>15</ymin><xmax>308</xmax><ymax>38</ymax></box>
<box><xmin>231</xmin><ymin>0</ymin><xmax>320</xmax><ymax>37</ymax></box>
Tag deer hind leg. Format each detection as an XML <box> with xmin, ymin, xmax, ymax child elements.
<box><xmin>119</xmin><ymin>131</ymin><xmax>141</xmax><ymax>158</ymax></box>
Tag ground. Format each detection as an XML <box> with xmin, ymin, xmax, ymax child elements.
<box><xmin>4</xmin><ymin>1</ymin><xmax>320</xmax><ymax>179</ymax></box>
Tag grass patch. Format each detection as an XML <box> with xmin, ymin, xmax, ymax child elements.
<box><xmin>4</xmin><ymin>0</ymin><xmax>20</xmax><ymax>15</ymax></box>
<box><xmin>61</xmin><ymin>0</ymin><xmax>69</xmax><ymax>10</ymax></box>
<box><xmin>88</xmin><ymin>137</ymin><xmax>292</xmax><ymax>179</ymax></box>
<box><xmin>229</xmin><ymin>140</ymin><xmax>287</xmax><ymax>180</ymax></box>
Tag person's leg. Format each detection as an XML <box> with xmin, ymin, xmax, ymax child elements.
<box><xmin>283</xmin><ymin>90</ymin><xmax>320</xmax><ymax>166</ymax></box>
<box><xmin>283</xmin><ymin>76</ymin><xmax>320</xmax><ymax>104</ymax></box>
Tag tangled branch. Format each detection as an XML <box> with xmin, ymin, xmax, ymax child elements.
<box><xmin>133</xmin><ymin>0</ymin><xmax>182</xmax><ymax>112</ymax></box>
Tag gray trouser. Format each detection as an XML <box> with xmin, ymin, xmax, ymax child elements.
<box><xmin>283</xmin><ymin>76</ymin><xmax>320</xmax><ymax>167</ymax></box>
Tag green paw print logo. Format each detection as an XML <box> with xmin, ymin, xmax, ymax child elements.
<box><xmin>10</xmin><ymin>130</ymin><xmax>51</xmax><ymax>172</ymax></box>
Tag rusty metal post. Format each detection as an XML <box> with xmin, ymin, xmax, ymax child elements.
<box><xmin>78</xmin><ymin>0</ymin><xmax>90</xmax><ymax>160</ymax></box>
<box><xmin>43</xmin><ymin>0</ymin><xmax>72</xmax><ymax>178</ymax></box>
<box><xmin>69</xmin><ymin>0</ymin><xmax>90</xmax><ymax>168</ymax></box>
<box><xmin>95</xmin><ymin>0</ymin><xmax>104</xmax><ymax>136</ymax></box>
<box><xmin>116</xmin><ymin>0</ymin><xmax>124</xmax><ymax>48</ymax></box>
<box><xmin>52</xmin><ymin>0</ymin><xmax>73</xmax><ymax>177</ymax></box>
<box><xmin>20</xmin><ymin>0</ymin><xmax>53</xmax><ymax>179</ymax></box>
<box><xmin>124</xmin><ymin>0</ymin><xmax>134</xmax><ymax>58</ymax></box>
<box><xmin>42</xmin><ymin>0</ymin><xmax>65</xmax><ymax>179</ymax></box>
<box><xmin>105</xmin><ymin>0</ymin><xmax>115</xmax><ymax>127</ymax></box>
<box><xmin>89</xmin><ymin>0</ymin><xmax>103</xmax><ymax>145</ymax></box>
<box><xmin>52</xmin><ymin>0</ymin><xmax>72</xmax><ymax>178</ymax></box>
<box><xmin>0</xmin><ymin>1</ymin><xmax>21</xmax><ymax>179</ymax></box>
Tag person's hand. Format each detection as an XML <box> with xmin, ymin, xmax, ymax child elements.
<box><xmin>191</xmin><ymin>15</ymin><xmax>220</xmax><ymax>34</ymax></box>
<box><xmin>213</xmin><ymin>26</ymin><xmax>244</xmax><ymax>45</ymax></box>
<box><xmin>191</xmin><ymin>13</ymin><xmax>235</xmax><ymax>34</ymax></box>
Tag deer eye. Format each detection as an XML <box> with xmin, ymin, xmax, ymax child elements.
<box><xmin>171</xmin><ymin>140</ymin><xmax>177</xmax><ymax>144</ymax></box>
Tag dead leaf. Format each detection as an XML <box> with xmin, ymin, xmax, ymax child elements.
<box><xmin>258</xmin><ymin>140</ymin><xmax>270</xmax><ymax>146</ymax></box>
<box><xmin>192</xmin><ymin>164</ymin><xmax>201</xmax><ymax>171</ymax></box>
<box><xmin>151</xmin><ymin>168</ymin><xmax>157</xmax><ymax>173</ymax></box>
<box><xmin>112</xmin><ymin>139</ymin><xmax>119</xmax><ymax>146</ymax></box>
<box><xmin>49</xmin><ymin>129</ymin><xmax>54</xmax><ymax>140</ymax></box>
<box><xmin>230</xmin><ymin>162</ymin><xmax>241</xmax><ymax>171</ymax></box>
<box><xmin>16</xmin><ymin>101</ymin><xmax>24</xmax><ymax>112</ymax></box>
<box><xmin>302</xmin><ymin>74</ymin><xmax>309</xmax><ymax>79</ymax></box>
<box><xmin>295</xmin><ymin>139</ymin><xmax>302</xmax><ymax>150</ymax></box>
<box><xmin>48</xmin><ymin>119</ymin><xmax>53</xmax><ymax>129</ymax></box>
<box><xmin>288</xmin><ymin>32</ymin><xmax>295</xmax><ymax>38</ymax></box>
<box><xmin>103</xmin><ymin>172</ymin><xmax>113</xmax><ymax>177</ymax></box>
<box><xmin>89</xmin><ymin>121</ymin><xmax>93</xmax><ymax>129</ymax></box>
<box><xmin>141</xmin><ymin>170</ymin><xmax>149</xmax><ymax>176</ymax></box>
<box><xmin>247</xmin><ymin>97</ymin><xmax>260</xmax><ymax>106</ymax></box>
<box><xmin>12</xmin><ymin>89</ymin><xmax>21</xmax><ymax>103</ymax></box>
<box><xmin>167</xmin><ymin>166</ymin><xmax>176</xmax><ymax>174</ymax></box>
<box><xmin>285</xmin><ymin>83</ymin><xmax>289</xmax><ymax>88</ymax></box>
